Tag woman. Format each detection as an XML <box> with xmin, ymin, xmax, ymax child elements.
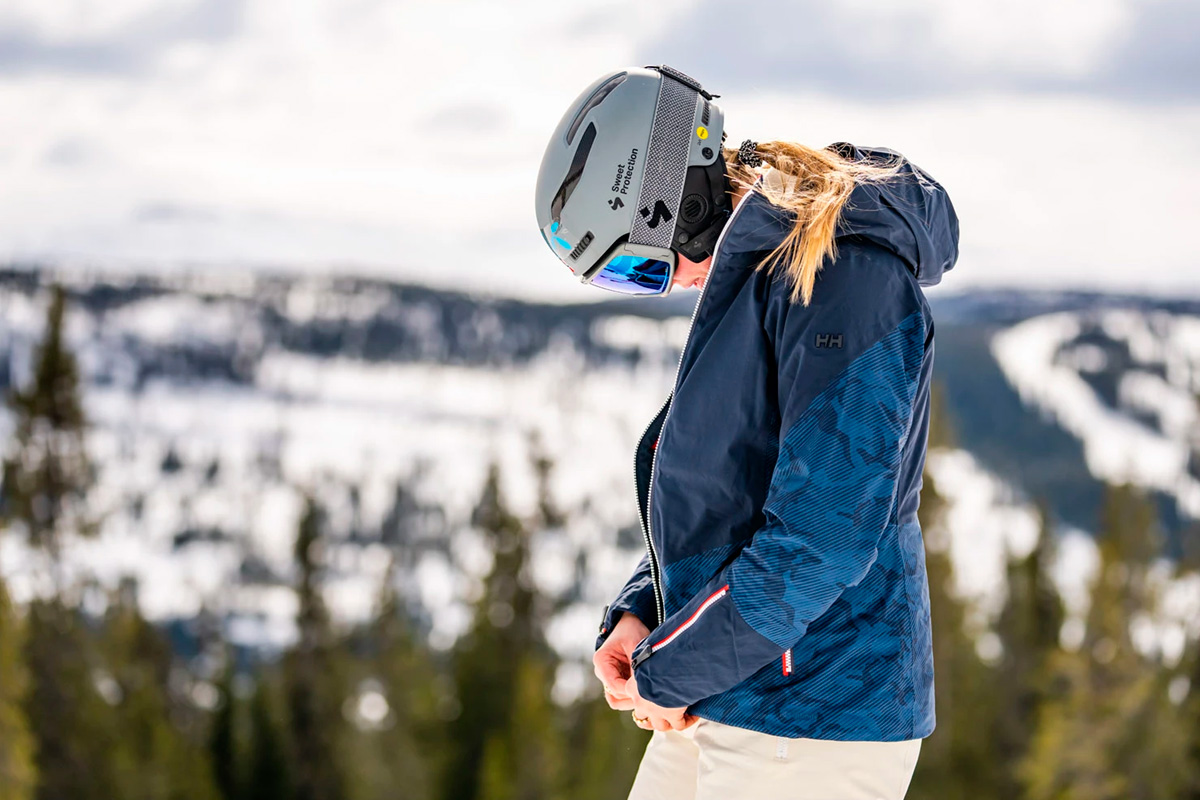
<box><xmin>535</xmin><ymin>65</ymin><xmax>959</xmax><ymax>800</ymax></box>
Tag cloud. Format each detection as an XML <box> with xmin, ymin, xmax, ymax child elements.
<box><xmin>42</xmin><ymin>137</ymin><xmax>105</xmax><ymax>168</ymax></box>
<box><xmin>0</xmin><ymin>0</ymin><xmax>245</xmax><ymax>75</ymax></box>
<box><xmin>636</xmin><ymin>0</ymin><xmax>1200</xmax><ymax>104</ymax></box>
<box><xmin>1100</xmin><ymin>0</ymin><xmax>1200</xmax><ymax>101</ymax></box>
<box><xmin>418</xmin><ymin>103</ymin><xmax>508</xmax><ymax>135</ymax></box>
<box><xmin>134</xmin><ymin>202</ymin><xmax>219</xmax><ymax>223</ymax></box>
<box><xmin>0</xmin><ymin>0</ymin><xmax>1196</xmax><ymax>302</ymax></box>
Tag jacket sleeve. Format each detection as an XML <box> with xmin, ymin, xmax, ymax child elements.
<box><xmin>629</xmin><ymin>262</ymin><xmax>928</xmax><ymax>709</ymax></box>
<box><xmin>595</xmin><ymin>552</ymin><xmax>658</xmax><ymax>650</ymax></box>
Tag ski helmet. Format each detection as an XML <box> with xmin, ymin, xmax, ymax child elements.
<box><xmin>534</xmin><ymin>65</ymin><xmax>730</xmax><ymax>296</ymax></box>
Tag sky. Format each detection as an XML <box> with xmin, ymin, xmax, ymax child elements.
<box><xmin>0</xmin><ymin>0</ymin><xmax>1197</xmax><ymax>303</ymax></box>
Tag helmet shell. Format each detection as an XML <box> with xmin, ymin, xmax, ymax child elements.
<box><xmin>535</xmin><ymin>66</ymin><xmax>725</xmax><ymax>283</ymax></box>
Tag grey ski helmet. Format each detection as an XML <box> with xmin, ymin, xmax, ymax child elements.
<box><xmin>534</xmin><ymin>65</ymin><xmax>730</xmax><ymax>296</ymax></box>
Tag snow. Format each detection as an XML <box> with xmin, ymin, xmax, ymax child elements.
<box><xmin>927</xmin><ymin>445</ymin><xmax>1199</xmax><ymax>667</ymax></box>
<box><xmin>924</xmin><ymin>448</ymin><xmax>1044</xmax><ymax>622</ymax></box>
<box><xmin>0</xmin><ymin>279</ymin><xmax>666</xmax><ymax>677</ymax></box>
<box><xmin>2</xmin><ymin>276</ymin><xmax>1199</xmax><ymax>699</ymax></box>
<box><xmin>104</xmin><ymin>295</ymin><xmax>245</xmax><ymax>347</ymax></box>
<box><xmin>1120</xmin><ymin>370</ymin><xmax>1198</xmax><ymax>442</ymax></box>
<box><xmin>992</xmin><ymin>309</ymin><xmax>1200</xmax><ymax>518</ymax></box>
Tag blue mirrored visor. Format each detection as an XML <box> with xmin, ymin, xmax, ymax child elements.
<box><xmin>588</xmin><ymin>254</ymin><xmax>672</xmax><ymax>295</ymax></box>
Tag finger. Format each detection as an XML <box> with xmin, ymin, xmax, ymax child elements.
<box><xmin>680</xmin><ymin>713</ymin><xmax>699</xmax><ymax>729</ymax></box>
<box><xmin>606</xmin><ymin>695</ymin><xmax>635</xmax><ymax>711</ymax></box>
<box><xmin>604</xmin><ymin>688</ymin><xmax>634</xmax><ymax>710</ymax></box>
<box><xmin>599</xmin><ymin>676</ymin><xmax>631</xmax><ymax>700</ymax></box>
<box><xmin>598</xmin><ymin>646</ymin><xmax>631</xmax><ymax>671</ymax></box>
<box><xmin>651</xmin><ymin>716</ymin><xmax>672</xmax><ymax>732</ymax></box>
<box><xmin>604</xmin><ymin>686</ymin><xmax>632</xmax><ymax>702</ymax></box>
<box><xmin>593</xmin><ymin>656</ymin><xmax>630</xmax><ymax>690</ymax></box>
<box><xmin>667</xmin><ymin>714</ymin><xmax>689</xmax><ymax>731</ymax></box>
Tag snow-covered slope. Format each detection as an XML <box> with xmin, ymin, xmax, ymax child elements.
<box><xmin>0</xmin><ymin>268</ymin><xmax>1197</xmax><ymax>677</ymax></box>
<box><xmin>992</xmin><ymin>308</ymin><xmax>1200</xmax><ymax>519</ymax></box>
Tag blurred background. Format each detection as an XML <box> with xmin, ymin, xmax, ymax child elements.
<box><xmin>1</xmin><ymin>1</ymin><xmax>1199</xmax><ymax>799</ymax></box>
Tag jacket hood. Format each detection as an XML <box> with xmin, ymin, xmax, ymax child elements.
<box><xmin>721</xmin><ymin>142</ymin><xmax>960</xmax><ymax>287</ymax></box>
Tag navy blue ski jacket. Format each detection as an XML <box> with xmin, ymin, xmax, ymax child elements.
<box><xmin>595</xmin><ymin>143</ymin><xmax>959</xmax><ymax>741</ymax></box>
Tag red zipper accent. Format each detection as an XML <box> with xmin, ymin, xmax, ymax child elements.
<box><xmin>650</xmin><ymin>584</ymin><xmax>729</xmax><ymax>653</ymax></box>
<box><xmin>782</xmin><ymin>647</ymin><xmax>793</xmax><ymax>676</ymax></box>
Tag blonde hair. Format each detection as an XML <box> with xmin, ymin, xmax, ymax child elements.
<box><xmin>723</xmin><ymin>141</ymin><xmax>907</xmax><ymax>306</ymax></box>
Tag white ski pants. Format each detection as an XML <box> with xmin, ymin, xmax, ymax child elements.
<box><xmin>626</xmin><ymin>717</ymin><xmax>922</xmax><ymax>800</ymax></box>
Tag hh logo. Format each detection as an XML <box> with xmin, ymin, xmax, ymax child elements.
<box><xmin>608</xmin><ymin>197</ymin><xmax>624</xmax><ymax>210</ymax></box>
<box><xmin>639</xmin><ymin>200</ymin><xmax>673</xmax><ymax>229</ymax></box>
<box><xmin>815</xmin><ymin>333</ymin><xmax>843</xmax><ymax>349</ymax></box>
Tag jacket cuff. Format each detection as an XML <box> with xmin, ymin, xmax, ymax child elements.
<box><xmin>629</xmin><ymin>572</ymin><xmax>783</xmax><ymax>708</ymax></box>
<box><xmin>595</xmin><ymin>589</ymin><xmax>657</xmax><ymax>651</ymax></box>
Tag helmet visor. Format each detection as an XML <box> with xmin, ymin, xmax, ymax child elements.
<box><xmin>589</xmin><ymin>254</ymin><xmax>673</xmax><ymax>295</ymax></box>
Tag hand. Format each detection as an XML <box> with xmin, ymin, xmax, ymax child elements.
<box><xmin>626</xmin><ymin>670</ymin><xmax>697</xmax><ymax>732</ymax></box>
<box><xmin>593</xmin><ymin>612</ymin><xmax>650</xmax><ymax>710</ymax></box>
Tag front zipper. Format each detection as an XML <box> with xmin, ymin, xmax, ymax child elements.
<box><xmin>637</xmin><ymin>179</ymin><xmax>762</xmax><ymax>629</ymax></box>
<box><xmin>633</xmin><ymin>395</ymin><xmax>671</xmax><ymax>627</ymax></box>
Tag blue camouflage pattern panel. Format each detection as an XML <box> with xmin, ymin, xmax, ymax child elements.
<box><xmin>731</xmin><ymin>310</ymin><xmax>926</xmax><ymax>649</ymax></box>
<box><xmin>691</xmin><ymin>519</ymin><xmax>934</xmax><ymax>739</ymax></box>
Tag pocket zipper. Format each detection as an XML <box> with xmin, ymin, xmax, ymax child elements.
<box><xmin>782</xmin><ymin>647</ymin><xmax>793</xmax><ymax>676</ymax></box>
<box><xmin>632</xmin><ymin>584</ymin><xmax>729</xmax><ymax>668</ymax></box>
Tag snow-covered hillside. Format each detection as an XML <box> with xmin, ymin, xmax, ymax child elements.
<box><xmin>993</xmin><ymin>309</ymin><xmax>1200</xmax><ymax>519</ymax></box>
<box><xmin>0</xmin><ymin>268</ymin><xmax>1197</xmax><ymax>686</ymax></box>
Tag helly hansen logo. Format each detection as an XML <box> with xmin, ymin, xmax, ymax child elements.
<box><xmin>815</xmin><ymin>333</ymin><xmax>843</xmax><ymax>349</ymax></box>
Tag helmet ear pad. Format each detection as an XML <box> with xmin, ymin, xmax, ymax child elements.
<box><xmin>673</xmin><ymin>153</ymin><xmax>733</xmax><ymax>262</ymax></box>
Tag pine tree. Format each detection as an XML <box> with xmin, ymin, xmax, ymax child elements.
<box><xmin>990</xmin><ymin>497</ymin><xmax>1066</xmax><ymax>798</ymax></box>
<box><xmin>1182</xmin><ymin>627</ymin><xmax>1200</xmax><ymax>800</ymax></box>
<box><xmin>907</xmin><ymin>386</ymin><xmax>1002</xmax><ymax>800</ymax></box>
<box><xmin>101</xmin><ymin>579</ymin><xmax>221</xmax><ymax>800</ymax></box>
<box><xmin>476</xmin><ymin>657</ymin><xmax>564</xmax><ymax>800</ymax></box>
<box><xmin>5</xmin><ymin>287</ymin><xmax>116</xmax><ymax>800</ymax></box>
<box><xmin>348</xmin><ymin>559</ymin><xmax>440</xmax><ymax>800</ymax></box>
<box><xmin>208</xmin><ymin>656</ymin><xmax>240</xmax><ymax>800</ymax></box>
<box><xmin>442</xmin><ymin>460</ymin><xmax>563</xmax><ymax>800</ymax></box>
<box><xmin>1</xmin><ymin>284</ymin><xmax>95</xmax><ymax>573</ymax></box>
<box><xmin>282</xmin><ymin>495</ymin><xmax>351</xmax><ymax>800</ymax></box>
<box><xmin>1020</xmin><ymin>482</ymin><xmax>1191</xmax><ymax>800</ymax></box>
<box><xmin>246</xmin><ymin>673</ymin><xmax>293</xmax><ymax>800</ymax></box>
<box><xmin>0</xmin><ymin>575</ymin><xmax>35</xmax><ymax>800</ymax></box>
<box><xmin>23</xmin><ymin>597</ymin><xmax>123</xmax><ymax>800</ymax></box>
<box><xmin>559</xmin><ymin>691</ymin><xmax>649</xmax><ymax>800</ymax></box>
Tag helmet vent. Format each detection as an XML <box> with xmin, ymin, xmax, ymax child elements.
<box><xmin>701</xmin><ymin>100</ymin><xmax>710</xmax><ymax>126</ymax></box>
<box><xmin>569</xmin><ymin>231</ymin><xmax>594</xmax><ymax>261</ymax></box>
<box><xmin>681</xmin><ymin>193</ymin><xmax>708</xmax><ymax>224</ymax></box>
<box><xmin>566</xmin><ymin>73</ymin><xmax>627</xmax><ymax>145</ymax></box>
<box><xmin>550</xmin><ymin>122</ymin><xmax>597</xmax><ymax>222</ymax></box>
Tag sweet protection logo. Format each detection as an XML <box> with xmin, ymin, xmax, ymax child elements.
<box><xmin>640</xmin><ymin>200</ymin><xmax>672</xmax><ymax>229</ymax></box>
